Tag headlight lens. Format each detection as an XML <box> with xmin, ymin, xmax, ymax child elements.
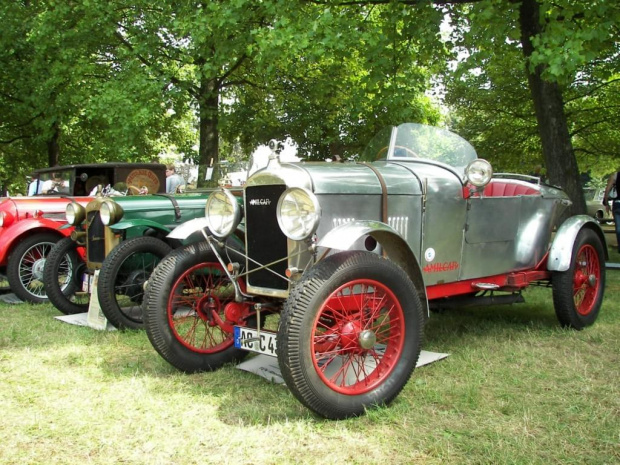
<box><xmin>65</xmin><ymin>203</ymin><xmax>86</xmax><ymax>225</ymax></box>
<box><xmin>465</xmin><ymin>159</ymin><xmax>493</xmax><ymax>187</ymax></box>
<box><xmin>205</xmin><ymin>189</ymin><xmax>241</xmax><ymax>238</ymax></box>
<box><xmin>277</xmin><ymin>187</ymin><xmax>321</xmax><ymax>241</ymax></box>
<box><xmin>100</xmin><ymin>200</ymin><xmax>124</xmax><ymax>226</ymax></box>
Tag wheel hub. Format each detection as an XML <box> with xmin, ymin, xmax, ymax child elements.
<box><xmin>195</xmin><ymin>294</ymin><xmax>220</xmax><ymax>325</ymax></box>
<box><xmin>587</xmin><ymin>274</ymin><xmax>597</xmax><ymax>287</ymax></box>
<box><xmin>32</xmin><ymin>258</ymin><xmax>46</xmax><ymax>281</ymax></box>
<box><xmin>339</xmin><ymin>321</ymin><xmax>377</xmax><ymax>352</ymax></box>
<box><xmin>340</xmin><ymin>321</ymin><xmax>361</xmax><ymax>351</ymax></box>
<box><xmin>122</xmin><ymin>270</ymin><xmax>148</xmax><ymax>300</ymax></box>
<box><xmin>358</xmin><ymin>329</ymin><xmax>377</xmax><ymax>349</ymax></box>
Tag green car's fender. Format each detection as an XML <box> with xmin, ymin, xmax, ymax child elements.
<box><xmin>110</xmin><ymin>218</ymin><xmax>173</xmax><ymax>234</ymax></box>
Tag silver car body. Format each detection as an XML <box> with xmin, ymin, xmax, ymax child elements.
<box><xmin>234</xmin><ymin>123</ymin><xmax>599</xmax><ymax>305</ymax></box>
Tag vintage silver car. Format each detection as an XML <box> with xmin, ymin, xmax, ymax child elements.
<box><xmin>143</xmin><ymin>123</ymin><xmax>606</xmax><ymax>420</ymax></box>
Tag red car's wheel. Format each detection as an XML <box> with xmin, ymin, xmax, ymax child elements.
<box><xmin>278</xmin><ymin>251</ymin><xmax>424</xmax><ymax>419</ymax></box>
<box><xmin>143</xmin><ymin>241</ymin><xmax>254</xmax><ymax>373</ymax></box>
<box><xmin>7</xmin><ymin>232</ymin><xmax>60</xmax><ymax>303</ymax></box>
<box><xmin>552</xmin><ymin>228</ymin><xmax>605</xmax><ymax>330</ymax></box>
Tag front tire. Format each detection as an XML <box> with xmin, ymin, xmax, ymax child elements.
<box><xmin>552</xmin><ymin>228</ymin><xmax>605</xmax><ymax>330</ymax></box>
<box><xmin>42</xmin><ymin>237</ymin><xmax>89</xmax><ymax>315</ymax></box>
<box><xmin>7</xmin><ymin>233</ymin><xmax>60</xmax><ymax>303</ymax></box>
<box><xmin>97</xmin><ymin>236</ymin><xmax>172</xmax><ymax>330</ymax></box>
<box><xmin>143</xmin><ymin>241</ymin><xmax>254</xmax><ymax>373</ymax></box>
<box><xmin>277</xmin><ymin>251</ymin><xmax>424</xmax><ymax>419</ymax></box>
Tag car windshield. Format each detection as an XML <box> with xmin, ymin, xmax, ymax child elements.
<box><xmin>36</xmin><ymin>169</ymin><xmax>73</xmax><ymax>195</ymax></box>
<box><xmin>360</xmin><ymin>123</ymin><xmax>478</xmax><ymax>173</ymax></box>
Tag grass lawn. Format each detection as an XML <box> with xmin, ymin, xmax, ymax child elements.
<box><xmin>0</xmin><ymin>244</ymin><xmax>618</xmax><ymax>464</ymax></box>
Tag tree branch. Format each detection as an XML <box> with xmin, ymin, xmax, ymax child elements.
<box><xmin>0</xmin><ymin>134</ymin><xmax>31</xmax><ymax>145</ymax></box>
<box><xmin>113</xmin><ymin>29</ymin><xmax>199</xmax><ymax>98</ymax></box>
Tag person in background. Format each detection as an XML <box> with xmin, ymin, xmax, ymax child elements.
<box><xmin>41</xmin><ymin>172</ymin><xmax>67</xmax><ymax>194</ymax></box>
<box><xmin>603</xmin><ymin>170</ymin><xmax>620</xmax><ymax>253</ymax></box>
<box><xmin>165</xmin><ymin>164</ymin><xmax>186</xmax><ymax>193</ymax></box>
<box><xmin>28</xmin><ymin>174</ymin><xmax>41</xmax><ymax>196</ymax></box>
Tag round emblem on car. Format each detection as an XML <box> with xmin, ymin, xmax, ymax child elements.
<box><xmin>424</xmin><ymin>248</ymin><xmax>435</xmax><ymax>262</ymax></box>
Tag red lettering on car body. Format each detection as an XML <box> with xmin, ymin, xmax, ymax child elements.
<box><xmin>423</xmin><ymin>261</ymin><xmax>460</xmax><ymax>273</ymax></box>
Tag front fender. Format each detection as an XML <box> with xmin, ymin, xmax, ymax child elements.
<box><xmin>548</xmin><ymin>215</ymin><xmax>607</xmax><ymax>272</ymax></box>
<box><xmin>110</xmin><ymin>218</ymin><xmax>173</xmax><ymax>234</ymax></box>
<box><xmin>319</xmin><ymin>220</ymin><xmax>428</xmax><ymax>315</ymax></box>
<box><xmin>0</xmin><ymin>218</ymin><xmax>71</xmax><ymax>264</ymax></box>
<box><xmin>166</xmin><ymin>217</ymin><xmax>209</xmax><ymax>240</ymax></box>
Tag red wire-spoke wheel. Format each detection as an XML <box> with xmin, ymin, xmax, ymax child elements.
<box><xmin>168</xmin><ymin>261</ymin><xmax>238</xmax><ymax>353</ymax></box>
<box><xmin>552</xmin><ymin>228</ymin><xmax>605</xmax><ymax>330</ymax></box>
<box><xmin>278</xmin><ymin>251</ymin><xmax>424</xmax><ymax>420</ymax></box>
<box><xmin>572</xmin><ymin>243</ymin><xmax>600</xmax><ymax>316</ymax></box>
<box><xmin>312</xmin><ymin>279</ymin><xmax>405</xmax><ymax>395</ymax></box>
<box><xmin>143</xmin><ymin>241</ymin><xmax>255</xmax><ymax>373</ymax></box>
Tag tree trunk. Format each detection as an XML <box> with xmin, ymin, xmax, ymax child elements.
<box><xmin>197</xmin><ymin>76</ymin><xmax>220</xmax><ymax>188</ymax></box>
<box><xmin>47</xmin><ymin>120</ymin><xmax>60</xmax><ymax>167</ymax></box>
<box><xmin>519</xmin><ymin>0</ymin><xmax>585</xmax><ymax>216</ymax></box>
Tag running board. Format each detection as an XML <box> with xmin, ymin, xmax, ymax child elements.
<box><xmin>429</xmin><ymin>292</ymin><xmax>525</xmax><ymax>310</ymax></box>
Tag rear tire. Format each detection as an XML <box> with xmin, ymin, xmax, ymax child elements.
<box><xmin>552</xmin><ymin>228</ymin><xmax>605</xmax><ymax>330</ymax></box>
<box><xmin>43</xmin><ymin>237</ymin><xmax>89</xmax><ymax>315</ymax></box>
<box><xmin>97</xmin><ymin>236</ymin><xmax>172</xmax><ymax>330</ymax></box>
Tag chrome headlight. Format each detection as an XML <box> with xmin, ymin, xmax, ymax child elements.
<box><xmin>206</xmin><ymin>189</ymin><xmax>241</xmax><ymax>238</ymax></box>
<box><xmin>65</xmin><ymin>202</ymin><xmax>86</xmax><ymax>225</ymax></box>
<box><xmin>100</xmin><ymin>199</ymin><xmax>124</xmax><ymax>226</ymax></box>
<box><xmin>277</xmin><ymin>187</ymin><xmax>321</xmax><ymax>241</ymax></box>
<box><xmin>465</xmin><ymin>159</ymin><xmax>493</xmax><ymax>188</ymax></box>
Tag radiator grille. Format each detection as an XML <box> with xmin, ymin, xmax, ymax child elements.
<box><xmin>86</xmin><ymin>211</ymin><xmax>105</xmax><ymax>264</ymax></box>
<box><xmin>245</xmin><ymin>185</ymin><xmax>288</xmax><ymax>291</ymax></box>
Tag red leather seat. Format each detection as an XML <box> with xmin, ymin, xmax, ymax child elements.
<box><xmin>482</xmin><ymin>181</ymin><xmax>540</xmax><ymax>197</ymax></box>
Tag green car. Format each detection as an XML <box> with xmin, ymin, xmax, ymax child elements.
<box><xmin>43</xmin><ymin>192</ymin><xmax>216</xmax><ymax>329</ymax></box>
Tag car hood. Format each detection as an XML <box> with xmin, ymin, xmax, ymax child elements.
<box><xmin>247</xmin><ymin>159</ymin><xmax>434</xmax><ymax>196</ymax></box>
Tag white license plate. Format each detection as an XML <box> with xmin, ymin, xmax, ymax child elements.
<box><xmin>234</xmin><ymin>326</ymin><xmax>277</xmax><ymax>357</ymax></box>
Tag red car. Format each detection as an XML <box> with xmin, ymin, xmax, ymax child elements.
<box><xmin>0</xmin><ymin>163</ymin><xmax>166</xmax><ymax>303</ymax></box>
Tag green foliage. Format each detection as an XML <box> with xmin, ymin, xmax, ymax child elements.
<box><xmin>0</xmin><ymin>0</ymin><xmax>455</xmax><ymax>192</ymax></box>
<box><xmin>530</xmin><ymin>1</ymin><xmax>620</xmax><ymax>84</ymax></box>
<box><xmin>0</xmin><ymin>1</ymin><xmax>196</xmax><ymax>193</ymax></box>
<box><xmin>222</xmin><ymin>1</ymin><xmax>445</xmax><ymax>160</ymax></box>
<box><xmin>443</xmin><ymin>0</ymin><xmax>620</xmax><ymax>179</ymax></box>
